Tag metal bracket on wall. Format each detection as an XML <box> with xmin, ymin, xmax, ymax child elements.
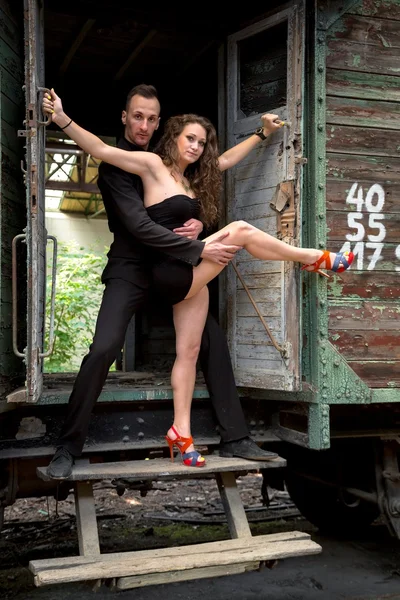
<box><xmin>317</xmin><ymin>0</ymin><xmax>361</xmax><ymax>30</ymax></box>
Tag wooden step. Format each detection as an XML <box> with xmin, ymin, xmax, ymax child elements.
<box><xmin>36</xmin><ymin>455</ymin><xmax>286</xmax><ymax>482</ymax></box>
<box><xmin>29</xmin><ymin>530</ymin><xmax>321</xmax><ymax>587</ymax></box>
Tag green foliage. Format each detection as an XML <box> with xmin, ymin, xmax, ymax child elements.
<box><xmin>44</xmin><ymin>241</ymin><xmax>107</xmax><ymax>372</ymax></box>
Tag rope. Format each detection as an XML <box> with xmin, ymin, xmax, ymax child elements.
<box><xmin>231</xmin><ymin>261</ymin><xmax>286</xmax><ymax>357</ymax></box>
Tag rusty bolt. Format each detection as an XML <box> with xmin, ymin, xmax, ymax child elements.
<box><xmin>122</xmin><ymin>425</ymin><xmax>129</xmax><ymax>431</ymax></box>
<box><xmin>138</xmin><ymin>432</ymin><xmax>144</xmax><ymax>438</ymax></box>
<box><xmin>122</xmin><ymin>436</ymin><xmax>129</xmax><ymax>443</ymax></box>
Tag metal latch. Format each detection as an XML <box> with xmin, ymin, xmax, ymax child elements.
<box><xmin>17</xmin><ymin>129</ymin><xmax>36</xmax><ymax>138</ymax></box>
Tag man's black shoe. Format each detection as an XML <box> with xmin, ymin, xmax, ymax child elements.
<box><xmin>219</xmin><ymin>437</ymin><xmax>278</xmax><ymax>461</ymax></box>
<box><xmin>47</xmin><ymin>447</ymin><xmax>75</xmax><ymax>480</ymax></box>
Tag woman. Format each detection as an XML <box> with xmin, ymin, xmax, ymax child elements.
<box><xmin>43</xmin><ymin>90</ymin><xmax>353</xmax><ymax>468</ymax></box>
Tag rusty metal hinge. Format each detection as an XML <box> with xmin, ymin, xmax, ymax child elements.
<box><xmin>17</xmin><ymin>129</ymin><xmax>36</xmax><ymax>138</ymax></box>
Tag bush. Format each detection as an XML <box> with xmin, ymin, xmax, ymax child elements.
<box><xmin>44</xmin><ymin>241</ymin><xmax>107</xmax><ymax>372</ymax></box>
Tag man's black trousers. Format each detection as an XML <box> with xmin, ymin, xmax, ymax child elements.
<box><xmin>58</xmin><ymin>278</ymin><xmax>249</xmax><ymax>456</ymax></box>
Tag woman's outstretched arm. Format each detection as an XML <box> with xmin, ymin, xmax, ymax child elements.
<box><xmin>217</xmin><ymin>113</ymin><xmax>284</xmax><ymax>172</ymax></box>
<box><xmin>43</xmin><ymin>89</ymin><xmax>161</xmax><ymax>177</ymax></box>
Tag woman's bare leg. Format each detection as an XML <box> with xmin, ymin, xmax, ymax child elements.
<box><xmin>167</xmin><ymin>286</ymin><xmax>209</xmax><ymax>457</ymax></box>
<box><xmin>186</xmin><ymin>220</ymin><xmax>339</xmax><ymax>299</ymax></box>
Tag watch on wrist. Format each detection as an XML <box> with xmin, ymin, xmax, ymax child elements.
<box><xmin>254</xmin><ymin>127</ymin><xmax>267</xmax><ymax>141</ymax></box>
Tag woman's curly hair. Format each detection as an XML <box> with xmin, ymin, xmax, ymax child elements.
<box><xmin>154</xmin><ymin>114</ymin><xmax>222</xmax><ymax>228</ymax></box>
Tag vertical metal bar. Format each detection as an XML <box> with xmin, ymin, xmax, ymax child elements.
<box><xmin>12</xmin><ymin>234</ymin><xmax>27</xmax><ymax>358</ymax></box>
<box><xmin>39</xmin><ymin>235</ymin><xmax>57</xmax><ymax>358</ymax></box>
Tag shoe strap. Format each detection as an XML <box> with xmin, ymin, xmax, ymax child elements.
<box><xmin>313</xmin><ymin>250</ymin><xmax>331</xmax><ymax>271</ymax></box>
<box><xmin>170</xmin><ymin>426</ymin><xmax>193</xmax><ymax>454</ymax></box>
<box><xmin>331</xmin><ymin>251</ymin><xmax>350</xmax><ymax>272</ymax></box>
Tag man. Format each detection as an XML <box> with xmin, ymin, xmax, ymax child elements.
<box><xmin>47</xmin><ymin>84</ymin><xmax>277</xmax><ymax>479</ymax></box>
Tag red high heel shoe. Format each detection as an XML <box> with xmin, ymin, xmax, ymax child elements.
<box><xmin>165</xmin><ymin>426</ymin><xmax>206</xmax><ymax>467</ymax></box>
<box><xmin>301</xmin><ymin>250</ymin><xmax>354</xmax><ymax>279</ymax></box>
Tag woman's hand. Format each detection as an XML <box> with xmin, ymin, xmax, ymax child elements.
<box><xmin>42</xmin><ymin>89</ymin><xmax>67</xmax><ymax>126</ymax></box>
<box><xmin>261</xmin><ymin>113</ymin><xmax>284</xmax><ymax>137</ymax></box>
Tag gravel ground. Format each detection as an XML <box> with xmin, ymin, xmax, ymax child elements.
<box><xmin>1</xmin><ymin>474</ymin><xmax>400</xmax><ymax>600</ymax></box>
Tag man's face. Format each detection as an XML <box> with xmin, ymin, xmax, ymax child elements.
<box><xmin>122</xmin><ymin>94</ymin><xmax>160</xmax><ymax>149</ymax></box>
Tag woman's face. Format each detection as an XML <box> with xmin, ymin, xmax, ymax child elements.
<box><xmin>176</xmin><ymin>123</ymin><xmax>207</xmax><ymax>165</ymax></box>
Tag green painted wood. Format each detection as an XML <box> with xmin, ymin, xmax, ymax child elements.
<box><xmin>323</xmin><ymin>0</ymin><xmax>400</xmax><ymax>394</ymax></box>
<box><xmin>371</xmin><ymin>389</ymin><xmax>400</xmax><ymax>403</ymax></box>
<box><xmin>349</xmin><ymin>0</ymin><xmax>400</xmax><ymax>20</ymax></box>
<box><xmin>317</xmin><ymin>0</ymin><xmax>361</xmax><ymax>30</ymax></box>
<box><xmin>327</xmin><ymin>69</ymin><xmax>400</xmax><ymax>102</ymax></box>
<box><xmin>327</xmin><ymin>125</ymin><xmax>400</xmax><ymax>158</ymax></box>
<box><xmin>37</xmin><ymin>386</ymin><xmax>210</xmax><ymax>405</ymax></box>
<box><xmin>329</xmin><ymin>13</ymin><xmax>400</xmax><ymax>47</ymax></box>
<box><xmin>327</xmin><ymin>39</ymin><xmax>400</xmax><ymax>75</ymax></box>
<box><xmin>0</xmin><ymin>2</ymin><xmax>27</xmax><ymax>396</ymax></box>
<box><xmin>0</xmin><ymin>7</ymin><xmax>23</xmax><ymax>55</ymax></box>
<box><xmin>326</xmin><ymin>181</ymin><xmax>400</xmax><ymax>213</ymax></box>
<box><xmin>328</xmin><ymin>271</ymin><xmax>400</xmax><ymax>300</ymax></box>
<box><xmin>348</xmin><ymin>360</ymin><xmax>400</xmax><ymax>388</ymax></box>
<box><xmin>327</xmin><ymin>97</ymin><xmax>400</xmax><ymax>130</ymax></box>
<box><xmin>327</xmin><ymin>211</ymin><xmax>399</xmax><ymax>243</ymax></box>
<box><xmin>0</xmin><ymin>64</ymin><xmax>24</xmax><ymax>106</ymax></box>
<box><xmin>327</xmin><ymin>153</ymin><xmax>400</xmax><ymax>182</ymax></box>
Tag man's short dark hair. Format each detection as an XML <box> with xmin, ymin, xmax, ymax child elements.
<box><xmin>125</xmin><ymin>84</ymin><xmax>159</xmax><ymax>111</ymax></box>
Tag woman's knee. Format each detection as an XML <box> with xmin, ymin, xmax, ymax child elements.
<box><xmin>231</xmin><ymin>220</ymin><xmax>254</xmax><ymax>240</ymax></box>
<box><xmin>176</xmin><ymin>341</ymin><xmax>201</xmax><ymax>363</ymax></box>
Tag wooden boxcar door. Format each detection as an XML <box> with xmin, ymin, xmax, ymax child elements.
<box><xmin>223</xmin><ymin>5</ymin><xmax>304</xmax><ymax>390</ymax></box>
<box><xmin>23</xmin><ymin>0</ymin><xmax>47</xmax><ymax>402</ymax></box>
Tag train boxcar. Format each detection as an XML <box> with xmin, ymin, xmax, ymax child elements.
<box><xmin>1</xmin><ymin>0</ymin><xmax>400</xmax><ymax>558</ymax></box>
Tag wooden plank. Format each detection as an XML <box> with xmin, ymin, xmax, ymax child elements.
<box><xmin>29</xmin><ymin>531</ymin><xmax>312</xmax><ymax>572</ymax></box>
<box><xmin>326</xmin><ymin>181</ymin><xmax>400</xmax><ymax>213</ymax></box>
<box><xmin>116</xmin><ymin>563</ymin><xmax>258</xmax><ymax>590</ymax></box>
<box><xmin>216</xmin><ymin>471</ymin><xmax>252</xmax><ymax>538</ymax></box>
<box><xmin>329</xmin><ymin>330</ymin><xmax>400</xmax><ymax>359</ymax></box>
<box><xmin>326</xmin><ymin>39</ymin><xmax>400</xmax><ymax>76</ymax></box>
<box><xmin>0</xmin><ymin>7</ymin><xmax>22</xmax><ymax>55</ymax></box>
<box><xmin>328</xmin><ymin>272</ymin><xmax>400</xmax><ymax>300</ymax></box>
<box><xmin>234</xmin><ymin>259</ymin><xmax>282</xmax><ymax>276</ymax></box>
<box><xmin>330</xmin><ymin>14</ymin><xmax>400</xmax><ymax>48</ymax></box>
<box><xmin>349</xmin><ymin>360</ymin><xmax>400</xmax><ymax>388</ymax></box>
<box><xmin>326</xmin><ymin>125</ymin><xmax>400</xmax><ymax>158</ymax></box>
<box><xmin>36</xmin><ymin>455</ymin><xmax>286</xmax><ymax>482</ymax></box>
<box><xmin>237</xmin><ymin>344</ymin><xmax>285</xmax><ymax>360</ymax></box>
<box><xmin>349</xmin><ymin>0</ymin><xmax>400</xmax><ymax>20</ymax></box>
<box><xmin>237</xmin><ymin>299</ymin><xmax>282</xmax><ymax>318</ymax></box>
<box><xmin>326</xmin><ymin>96</ymin><xmax>400</xmax><ymax>130</ymax></box>
<box><xmin>329</xmin><ymin>301</ymin><xmax>400</xmax><ymax>330</ymax></box>
<box><xmin>327</xmin><ymin>153</ymin><xmax>400</xmax><ymax>182</ymax></box>
<box><xmin>235</xmin><ymin>186</ymin><xmax>277</xmax><ymax>208</ymax></box>
<box><xmin>327</xmin><ymin>69</ymin><xmax>400</xmax><ymax>102</ymax></box>
<box><xmin>30</xmin><ymin>533</ymin><xmax>321</xmax><ymax>586</ymax></box>
<box><xmin>236</xmin><ymin>273</ymin><xmax>282</xmax><ymax>290</ymax></box>
<box><xmin>327</xmin><ymin>211</ymin><xmax>400</xmax><ymax>243</ymax></box>
<box><xmin>237</xmin><ymin>287</ymin><xmax>282</xmax><ymax>304</ymax></box>
<box><xmin>74</xmin><ymin>481</ymin><xmax>101</xmax><ymax>557</ymax></box>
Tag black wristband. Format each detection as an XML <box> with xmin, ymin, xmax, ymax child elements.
<box><xmin>59</xmin><ymin>119</ymin><xmax>73</xmax><ymax>130</ymax></box>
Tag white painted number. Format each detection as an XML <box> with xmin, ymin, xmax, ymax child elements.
<box><xmin>344</xmin><ymin>183</ymin><xmax>390</xmax><ymax>271</ymax></box>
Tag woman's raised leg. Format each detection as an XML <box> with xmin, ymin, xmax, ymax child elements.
<box><xmin>186</xmin><ymin>220</ymin><xmax>353</xmax><ymax>299</ymax></box>
<box><xmin>166</xmin><ymin>286</ymin><xmax>209</xmax><ymax>466</ymax></box>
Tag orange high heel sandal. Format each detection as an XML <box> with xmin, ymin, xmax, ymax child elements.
<box><xmin>301</xmin><ymin>250</ymin><xmax>354</xmax><ymax>279</ymax></box>
<box><xmin>165</xmin><ymin>425</ymin><xmax>206</xmax><ymax>467</ymax></box>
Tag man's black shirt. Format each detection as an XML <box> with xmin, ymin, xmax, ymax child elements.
<box><xmin>98</xmin><ymin>137</ymin><xmax>205</xmax><ymax>287</ymax></box>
